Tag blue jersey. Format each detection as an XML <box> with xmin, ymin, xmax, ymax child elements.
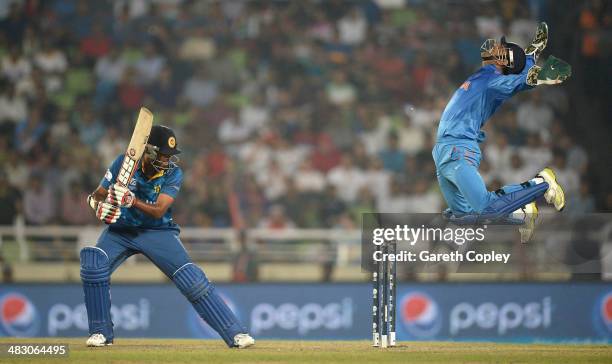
<box><xmin>436</xmin><ymin>56</ymin><xmax>535</xmax><ymax>144</ymax></box>
<box><xmin>100</xmin><ymin>154</ymin><xmax>183</xmax><ymax>229</ymax></box>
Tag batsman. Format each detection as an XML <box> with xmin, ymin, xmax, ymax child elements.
<box><xmin>82</xmin><ymin>123</ymin><xmax>255</xmax><ymax>348</ymax></box>
<box><xmin>432</xmin><ymin>23</ymin><xmax>571</xmax><ymax>239</ymax></box>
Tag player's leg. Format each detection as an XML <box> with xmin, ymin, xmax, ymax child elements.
<box><xmin>452</xmin><ymin>159</ymin><xmax>548</xmax><ymax>217</ymax></box>
<box><xmin>436</xmin><ymin>168</ymin><xmax>474</xmax><ymax>215</ymax></box>
<box><xmin>80</xmin><ymin>228</ymin><xmax>136</xmax><ymax>346</ymax></box>
<box><xmin>433</xmin><ymin>144</ymin><xmax>475</xmax><ymax>216</ymax></box>
<box><xmin>135</xmin><ymin>229</ymin><xmax>253</xmax><ymax>348</ymax></box>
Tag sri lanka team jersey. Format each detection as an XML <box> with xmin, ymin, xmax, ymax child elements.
<box><xmin>436</xmin><ymin>55</ymin><xmax>535</xmax><ymax>144</ymax></box>
<box><xmin>100</xmin><ymin>154</ymin><xmax>183</xmax><ymax>229</ymax></box>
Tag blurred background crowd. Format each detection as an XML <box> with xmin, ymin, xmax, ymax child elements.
<box><xmin>0</xmin><ymin>0</ymin><xmax>609</xmax><ymax>231</ymax></box>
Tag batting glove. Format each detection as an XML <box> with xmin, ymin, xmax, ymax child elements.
<box><xmin>96</xmin><ymin>201</ymin><xmax>122</xmax><ymax>224</ymax></box>
<box><xmin>107</xmin><ymin>183</ymin><xmax>136</xmax><ymax>208</ymax></box>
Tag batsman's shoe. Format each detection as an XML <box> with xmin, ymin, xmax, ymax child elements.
<box><xmin>525</xmin><ymin>22</ymin><xmax>548</xmax><ymax>60</ymax></box>
<box><xmin>537</xmin><ymin>167</ymin><xmax>565</xmax><ymax>211</ymax></box>
<box><xmin>86</xmin><ymin>333</ymin><xmax>113</xmax><ymax>347</ymax></box>
<box><xmin>234</xmin><ymin>333</ymin><xmax>255</xmax><ymax>349</ymax></box>
<box><xmin>518</xmin><ymin>202</ymin><xmax>538</xmax><ymax>243</ymax></box>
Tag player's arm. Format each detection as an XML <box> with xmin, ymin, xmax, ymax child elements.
<box><xmin>132</xmin><ymin>193</ymin><xmax>175</xmax><ymax>219</ymax></box>
<box><xmin>488</xmin><ymin>56</ymin><xmax>537</xmax><ymax>97</ymax></box>
<box><xmin>106</xmin><ymin>169</ymin><xmax>182</xmax><ymax>219</ymax></box>
<box><xmin>90</xmin><ymin>186</ymin><xmax>108</xmax><ymax>203</ymax></box>
<box><xmin>88</xmin><ymin>157</ymin><xmax>124</xmax><ymax>224</ymax></box>
<box><xmin>107</xmin><ymin>185</ymin><xmax>174</xmax><ymax>219</ymax></box>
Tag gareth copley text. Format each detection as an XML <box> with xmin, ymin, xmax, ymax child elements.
<box><xmin>373</xmin><ymin>250</ymin><xmax>511</xmax><ymax>264</ymax></box>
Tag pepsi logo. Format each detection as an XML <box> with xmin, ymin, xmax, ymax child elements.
<box><xmin>0</xmin><ymin>292</ymin><xmax>40</xmax><ymax>337</ymax></box>
<box><xmin>400</xmin><ymin>292</ymin><xmax>441</xmax><ymax>339</ymax></box>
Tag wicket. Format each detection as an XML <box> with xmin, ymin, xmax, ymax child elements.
<box><xmin>372</xmin><ymin>242</ymin><xmax>396</xmax><ymax>348</ymax></box>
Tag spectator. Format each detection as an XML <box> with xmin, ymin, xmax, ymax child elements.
<box><xmin>568</xmin><ymin>179</ymin><xmax>596</xmax><ymax>215</ymax></box>
<box><xmin>293</xmin><ymin>159</ymin><xmax>326</xmax><ymax>193</ymax></box>
<box><xmin>60</xmin><ymin>181</ymin><xmax>94</xmax><ymax>225</ymax></box>
<box><xmin>327</xmin><ymin>154</ymin><xmax>366</xmax><ymax>203</ymax></box>
<box><xmin>326</xmin><ymin>70</ymin><xmax>356</xmax><ymax>106</ymax></box>
<box><xmin>518</xmin><ymin>134</ymin><xmax>552</xmax><ymax>172</ymax></box>
<box><xmin>182</xmin><ymin>67</ymin><xmax>218</xmax><ymax>107</ymax></box>
<box><xmin>134</xmin><ymin>42</ymin><xmax>165</xmax><ymax>86</ymax></box>
<box><xmin>0</xmin><ymin>171</ymin><xmax>21</xmax><ymax>225</ymax></box>
<box><xmin>499</xmin><ymin>153</ymin><xmax>532</xmax><ymax>185</ymax></box>
<box><xmin>23</xmin><ymin>174</ymin><xmax>55</xmax><ymax>225</ymax></box>
<box><xmin>550</xmin><ymin>152</ymin><xmax>580</xmax><ymax>196</ymax></box>
<box><xmin>80</xmin><ymin>23</ymin><xmax>111</xmax><ymax>59</ymax></box>
<box><xmin>379</xmin><ymin>132</ymin><xmax>405</xmax><ymax>173</ymax></box>
<box><xmin>0</xmin><ymin>82</ymin><xmax>27</xmax><ymax>130</ymax></box>
<box><xmin>258</xmin><ymin>204</ymin><xmax>296</xmax><ymax>229</ymax></box>
<box><xmin>1</xmin><ymin>46</ymin><xmax>31</xmax><ymax>82</ymax></box>
<box><xmin>33</xmin><ymin>40</ymin><xmax>68</xmax><ymax>75</ymax></box>
<box><xmin>337</xmin><ymin>7</ymin><xmax>367</xmax><ymax>46</ymax></box>
<box><xmin>97</xmin><ymin>127</ymin><xmax>128</xmax><ymax>167</ymax></box>
<box><xmin>485</xmin><ymin>134</ymin><xmax>513</xmax><ymax>173</ymax></box>
<box><xmin>475</xmin><ymin>4</ymin><xmax>502</xmax><ymax>39</ymax></box>
<box><xmin>218</xmin><ymin>109</ymin><xmax>251</xmax><ymax>146</ymax></box>
<box><xmin>95</xmin><ymin>48</ymin><xmax>128</xmax><ymax>86</ymax></box>
<box><xmin>310</xmin><ymin>135</ymin><xmax>341</xmax><ymax>173</ymax></box>
<box><xmin>256</xmin><ymin>159</ymin><xmax>288</xmax><ymax>201</ymax></box>
<box><xmin>516</xmin><ymin>91</ymin><xmax>554</xmax><ymax>136</ymax></box>
<box><xmin>14</xmin><ymin>107</ymin><xmax>47</xmax><ymax>154</ymax></box>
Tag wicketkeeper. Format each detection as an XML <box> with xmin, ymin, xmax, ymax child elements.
<box><xmin>82</xmin><ymin>125</ymin><xmax>255</xmax><ymax>348</ymax></box>
<box><xmin>432</xmin><ymin>23</ymin><xmax>571</xmax><ymax>241</ymax></box>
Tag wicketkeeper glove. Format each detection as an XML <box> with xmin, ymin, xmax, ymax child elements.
<box><xmin>527</xmin><ymin>55</ymin><xmax>572</xmax><ymax>86</ymax></box>
<box><xmin>106</xmin><ymin>183</ymin><xmax>136</xmax><ymax>208</ymax></box>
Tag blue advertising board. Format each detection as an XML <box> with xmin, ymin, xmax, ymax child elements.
<box><xmin>0</xmin><ymin>283</ymin><xmax>610</xmax><ymax>343</ymax></box>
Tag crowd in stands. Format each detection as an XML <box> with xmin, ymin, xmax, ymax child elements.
<box><xmin>0</xmin><ymin>0</ymin><xmax>599</xmax><ymax>230</ymax></box>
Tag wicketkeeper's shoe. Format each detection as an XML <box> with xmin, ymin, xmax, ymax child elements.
<box><xmin>525</xmin><ymin>22</ymin><xmax>548</xmax><ymax>60</ymax></box>
<box><xmin>537</xmin><ymin>167</ymin><xmax>565</xmax><ymax>211</ymax></box>
<box><xmin>86</xmin><ymin>333</ymin><xmax>113</xmax><ymax>347</ymax></box>
<box><xmin>234</xmin><ymin>333</ymin><xmax>255</xmax><ymax>349</ymax></box>
<box><xmin>518</xmin><ymin>202</ymin><xmax>538</xmax><ymax>243</ymax></box>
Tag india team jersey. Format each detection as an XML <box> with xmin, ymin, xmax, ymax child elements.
<box><xmin>100</xmin><ymin>154</ymin><xmax>183</xmax><ymax>229</ymax></box>
<box><xmin>436</xmin><ymin>55</ymin><xmax>535</xmax><ymax>144</ymax></box>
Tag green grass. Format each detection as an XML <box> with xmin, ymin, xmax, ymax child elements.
<box><xmin>0</xmin><ymin>338</ymin><xmax>610</xmax><ymax>364</ymax></box>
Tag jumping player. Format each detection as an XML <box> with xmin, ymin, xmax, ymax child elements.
<box><xmin>82</xmin><ymin>125</ymin><xmax>255</xmax><ymax>348</ymax></box>
<box><xmin>432</xmin><ymin>23</ymin><xmax>571</xmax><ymax>240</ymax></box>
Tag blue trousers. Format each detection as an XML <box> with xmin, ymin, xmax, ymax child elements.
<box><xmin>432</xmin><ymin>142</ymin><xmax>536</xmax><ymax>215</ymax></box>
<box><xmin>96</xmin><ymin>226</ymin><xmax>190</xmax><ymax>277</ymax></box>
<box><xmin>83</xmin><ymin>225</ymin><xmax>245</xmax><ymax>346</ymax></box>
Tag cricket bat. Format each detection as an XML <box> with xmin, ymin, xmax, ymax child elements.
<box><xmin>116</xmin><ymin>107</ymin><xmax>153</xmax><ymax>187</ymax></box>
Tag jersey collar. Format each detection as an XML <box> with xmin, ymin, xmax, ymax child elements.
<box><xmin>140</xmin><ymin>162</ymin><xmax>165</xmax><ymax>181</ymax></box>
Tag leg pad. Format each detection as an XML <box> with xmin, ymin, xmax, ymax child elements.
<box><xmin>173</xmin><ymin>263</ymin><xmax>246</xmax><ymax>347</ymax></box>
<box><xmin>80</xmin><ymin>247</ymin><xmax>113</xmax><ymax>340</ymax></box>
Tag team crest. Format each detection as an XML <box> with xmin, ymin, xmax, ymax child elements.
<box><xmin>168</xmin><ymin>137</ymin><xmax>176</xmax><ymax>148</ymax></box>
<box><xmin>154</xmin><ymin>185</ymin><xmax>161</xmax><ymax>193</ymax></box>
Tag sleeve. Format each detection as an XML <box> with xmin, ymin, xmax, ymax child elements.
<box><xmin>488</xmin><ymin>55</ymin><xmax>536</xmax><ymax>98</ymax></box>
<box><xmin>100</xmin><ymin>155</ymin><xmax>124</xmax><ymax>190</ymax></box>
<box><xmin>160</xmin><ymin>168</ymin><xmax>183</xmax><ymax>199</ymax></box>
